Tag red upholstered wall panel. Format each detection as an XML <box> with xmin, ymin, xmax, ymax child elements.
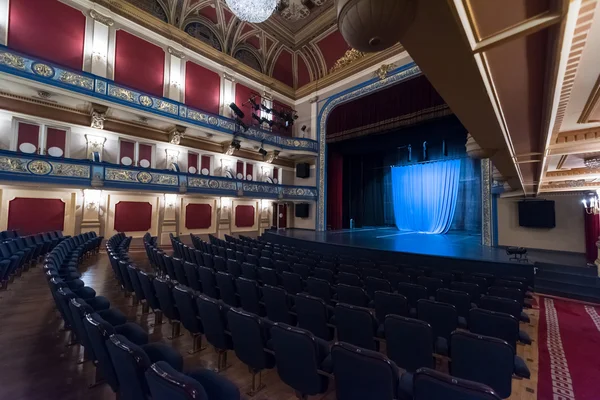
<box><xmin>200</xmin><ymin>155</ymin><xmax>211</xmax><ymax>175</ymax></box>
<box><xmin>114</xmin><ymin>201</ymin><xmax>152</xmax><ymax>232</ymax></box>
<box><xmin>7</xmin><ymin>198</ymin><xmax>65</xmax><ymax>235</ymax></box>
<box><xmin>138</xmin><ymin>143</ymin><xmax>152</xmax><ymax>168</ymax></box>
<box><xmin>272</xmin><ymin>49</ymin><xmax>294</xmax><ymax>88</ymax></box>
<box><xmin>8</xmin><ymin>0</ymin><xmax>85</xmax><ymax>70</ymax></box>
<box><xmin>185</xmin><ymin>62</ymin><xmax>221</xmax><ymax>114</ymax></box>
<box><xmin>316</xmin><ymin>30</ymin><xmax>350</xmax><ymax>72</ymax></box>
<box><xmin>119</xmin><ymin>140</ymin><xmax>135</xmax><ymax>166</ymax></box>
<box><xmin>114</xmin><ymin>31</ymin><xmax>165</xmax><ymax>97</ymax></box>
<box><xmin>17</xmin><ymin>122</ymin><xmax>39</xmax><ymax>154</ymax></box>
<box><xmin>246</xmin><ymin>164</ymin><xmax>253</xmax><ymax>180</ymax></box>
<box><xmin>188</xmin><ymin>152</ymin><xmax>198</xmax><ymax>174</ymax></box>
<box><xmin>273</xmin><ymin>168</ymin><xmax>279</xmax><ymax>183</ymax></box>
<box><xmin>297</xmin><ymin>56</ymin><xmax>311</xmax><ymax>88</ymax></box>
<box><xmin>235</xmin><ymin>84</ymin><xmax>260</xmax><ymax>126</ymax></box>
<box><xmin>235</xmin><ymin>205</ymin><xmax>255</xmax><ymax>228</ymax></box>
<box><xmin>185</xmin><ymin>203</ymin><xmax>212</xmax><ymax>229</ymax></box>
<box><xmin>236</xmin><ymin>161</ymin><xmax>244</xmax><ymax>179</ymax></box>
<box><xmin>46</xmin><ymin>128</ymin><xmax>66</xmax><ymax>157</ymax></box>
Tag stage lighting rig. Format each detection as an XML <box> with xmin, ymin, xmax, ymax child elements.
<box><xmin>258</xmin><ymin>147</ymin><xmax>268</xmax><ymax>157</ymax></box>
<box><xmin>229</xmin><ymin>103</ymin><xmax>245</xmax><ymax>119</ymax></box>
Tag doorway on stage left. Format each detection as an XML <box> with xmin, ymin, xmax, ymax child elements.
<box><xmin>272</xmin><ymin>203</ymin><xmax>288</xmax><ymax>229</ymax></box>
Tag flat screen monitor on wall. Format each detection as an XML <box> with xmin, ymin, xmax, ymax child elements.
<box><xmin>518</xmin><ymin>200</ymin><xmax>556</xmax><ymax>228</ymax></box>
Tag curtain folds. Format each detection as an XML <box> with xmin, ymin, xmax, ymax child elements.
<box><xmin>391</xmin><ymin>159</ymin><xmax>461</xmax><ymax>234</ymax></box>
<box><xmin>584</xmin><ymin>210</ymin><xmax>599</xmax><ymax>263</ymax></box>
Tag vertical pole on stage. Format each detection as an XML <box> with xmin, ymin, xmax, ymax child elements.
<box><xmin>481</xmin><ymin>158</ymin><xmax>493</xmax><ymax>246</ymax></box>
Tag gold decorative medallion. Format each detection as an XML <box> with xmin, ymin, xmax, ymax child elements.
<box><xmin>139</xmin><ymin>95</ymin><xmax>153</xmax><ymax>107</ymax></box>
<box><xmin>27</xmin><ymin>160</ymin><xmax>52</xmax><ymax>175</ymax></box>
<box><xmin>59</xmin><ymin>71</ymin><xmax>94</xmax><ymax>89</ymax></box>
<box><xmin>137</xmin><ymin>171</ymin><xmax>152</xmax><ymax>183</ymax></box>
<box><xmin>0</xmin><ymin>52</ymin><xmax>26</xmax><ymax>70</ymax></box>
<box><xmin>32</xmin><ymin>63</ymin><xmax>54</xmax><ymax>77</ymax></box>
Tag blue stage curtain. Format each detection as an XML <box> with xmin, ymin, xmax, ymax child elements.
<box><xmin>391</xmin><ymin>159</ymin><xmax>461</xmax><ymax>234</ymax></box>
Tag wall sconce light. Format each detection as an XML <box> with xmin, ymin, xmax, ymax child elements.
<box><xmin>164</xmin><ymin>193</ymin><xmax>178</xmax><ymax>209</ymax></box>
<box><xmin>582</xmin><ymin>191</ymin><xmax>600</xmax><ymax>214</ymax></box>
<box><xmin>221</xmin><ymin>197</ymin><xmax>231</xmax><ymax>210</ymax></box>
<box><xmin>261</xmin><ymin>199</ymin><xmax>271</xmax><ymax>211</ymax></box>
<box><xmin>84</xmin><ymin>189</ymin><xmax>103</xmax><ymax>210</ymax></box>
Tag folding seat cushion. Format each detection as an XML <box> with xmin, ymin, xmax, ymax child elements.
<box><xmin>270</xmin><ymin>324</ymin><xmax>330</xmax><ymax>397</ymax></box>
<box><xmin>480</xmin><ymin>295</ymin><xmax>530</xmax><ymax>324</ymax></box>
<box><xmin>153</xmin><ymin>277</ymin><xmax>180</xmax><ymax>321</ymax></box>
<box><xmin>437</xmin><ymin>288</ymin><xmax>471</xmax><ymax>328</ymax></box>
<box><xmin>183</xmin><ymin>261</ymin><xmax>202</xmax><ymax>291</ymax></box>
<box><xmin>417</xmin><ymin>299</ymin><xmax>457</xmax><ymax>356</ymax></box>
<box><xmin>397</xmin><ymin>283</ymin><xmax>428</xmax><ymax>316</ymax></box>
<box><xmin>335</xmin><ymin>303</ymin><xmax>380</xmax><ymax>351</ymax></box>
<box><xmin>331</xmin><ymin>342</ymin><xmax>404</xmax><ymax>400</ymax></box>
<box><xmin>281</xmin><ymin>271</ymin><xmax>304</xmax><ymax>295</ymax></box>
<box><xmin>384</xmin><ymin>315</ymin><xmax>434</xmax><ymax>373</ymax></box>
<box><xmin>258</xmin><ymin>267</ymin><xmax>279</xmax><ymax>287</ymax></box>
<box><xmin>374</xmin><ymin>291</ymin><xmax>408</xmax><ymax>324</ymax></box>
<box><xmin>336</xmin><ymin>284</ymin><xmax>370</xmax><ymax>308</ymax></box>
<box><xmin>413</xmin><ymin>368</ymin><xmax>502</xmax><ymax>400</ymax></box>
<box><xmin>107</xmin><ymin>334</ymin><xmax>184</xmax><ymax>400</ymax></box>
<box><xmin>172</xmin><ymin>285</ymin><xmax>205</xmax><ymax>346</ymax></box>
<box><xmin>215</xmin><ymin>272</ymin><xmax>238</xmax><ymax>307</ymax></box>
<box><xmin>337</xmin><ymin>272</ymin><xmax>362</xmax><ymax>287</ymax></box>
<box><xmin>294</xmin><ymin>294</ymin><xmax>334</xmax><ymax>341</ymax></box>
<box><xmin>451</xmin><ymin>331</ymin><xmax>525</xmax><ymax>399</ymax></box>
<box><xmin>146</xmin><ymin>360</ymin><xmax>240</xmax><ymax>400</ymax></box>
<box><xmin>365</xmin><ymin>277</ymin><xmax>392</xmax><ymax>298</ymax></box>
<box><xmin>227</xmin><ymin>308</ymin><xmax>275</xmax><ymax>394</ymax></box>
<box><xmin>417</xmin><ymin>276</ymin><xmax>446</xmax><ymax>299</ymax></box>
<box><xmin>261</xmin><ymin>285</ymin><xmax>295</xmax><ymax>325</ymax></box>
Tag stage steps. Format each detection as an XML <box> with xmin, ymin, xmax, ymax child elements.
<box><xmin>534</xmin><ymin>262</ymin><xmax>600</xmax><ymax>303</ymax></box>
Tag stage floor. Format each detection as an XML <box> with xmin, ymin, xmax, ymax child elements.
<box><xmin>273</xmin><ymin>227</ymin><xmax>587</xmax><ymax>268</ymax></box>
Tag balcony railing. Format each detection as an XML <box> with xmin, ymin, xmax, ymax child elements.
<box><xmin>0</xmin><ymin>150</ymin><xmax>318</xmax><ymax>200</ymax></box>
<box><xmin>0</xmin><ymin>46</ymin><xmax>318</xmax><ymax>153</ymax></box>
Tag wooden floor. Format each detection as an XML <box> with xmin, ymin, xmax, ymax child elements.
<box><xmin>0</xmin><ymin>251</ymin><xmax>540</xmax><ymax>400</ymax></box>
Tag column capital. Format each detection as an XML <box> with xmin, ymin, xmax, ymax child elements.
<box><xmin>89</xmin><ymin>10</ymin><xmax>114</xmax><ymax>26</ymax></box>
<box><xmin>167</xmin><ymin>46</ymin><xmax>186</xmax><ymax>59</ymax></box>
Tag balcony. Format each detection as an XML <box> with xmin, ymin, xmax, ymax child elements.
<box><xmin>0</xmin><ymin>46</ymin><xmax>318</xmax><ymax>153</ymax></box>
<box><xmin>0</xmin><ymin>150</ymin><xmax>318</xmax><ymax>200</ymax></box>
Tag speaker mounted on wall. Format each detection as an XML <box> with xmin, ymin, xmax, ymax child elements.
<box><xmin>295</xmin><ymin>203</ymin><xmax>309</xmax><ymax>218</ymax></box>
<box><xmin>296</xmin><ymin>163</ymin><xmax>310</xmax><ymax>178</ymax></box>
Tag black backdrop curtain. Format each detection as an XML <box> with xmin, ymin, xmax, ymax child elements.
<box><xmin>329</xmin><ymin>115</ymin><xmax>481</xmax><ymax>233</ymax></box>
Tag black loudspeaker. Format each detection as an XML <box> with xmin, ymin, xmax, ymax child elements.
<box><xmin>296</xmin><ymin>163</ymin><xmax>310</xmax><ymax>178</ymax></box>
<box><xmin>295</xmin><ymin>203</ymin><xmax>309</xmax><ymax>218</ymax></box>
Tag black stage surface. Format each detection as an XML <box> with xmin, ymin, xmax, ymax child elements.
<box><xmin>264</xmin><ymin>227</ymin><xmax>588</xmax><ymax>283</ymax></box>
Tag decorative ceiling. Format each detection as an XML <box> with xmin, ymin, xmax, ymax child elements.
<box><xmin>122</xmin><ymin>0</ymin><xmax>346</xmax><ymax>89</ymax></box>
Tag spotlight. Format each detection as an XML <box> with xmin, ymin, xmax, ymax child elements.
<box><xmin>258</xmin><ymin>147</ymin><xmax>268</xmax><ymax>157</ymax></box>
<box><xmin>235</xmin><ymin>118</ymin><xmax>249</xmax><ymax>132</ymax></box>
<box><xmin>249</xmin><ymin>97</ymin><xmax>261</xmax><ymax>111</ymax></box>
<box><xmin>252</xmin><ymin>113</ymin><xmax>262</xmax><ymax>124</ymax></box>
<box><xmin>266</xmin><ymin>150</ymin><xmax>280</xmax><ymax>164</ymax></box>
<box><xmin>229</xmin><ymin>103</ymin><xmax>245</xmax><ymax>119</ymax></box>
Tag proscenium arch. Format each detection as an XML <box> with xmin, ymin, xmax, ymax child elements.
<box><xmin>315</xmin><ymin>62</ymin><xmax>421</xmax><ymax>231</ymax></box>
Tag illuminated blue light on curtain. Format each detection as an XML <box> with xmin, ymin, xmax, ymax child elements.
<box><xmin>391</xmin><ymin>159</ymin><xmax>461</xmax><ymax>234</ymax></box>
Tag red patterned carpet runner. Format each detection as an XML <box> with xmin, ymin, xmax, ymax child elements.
<box><xmin>538</xmin><ymin>297</ymin><xmax>600</xmax><ymax>400</ymax></box>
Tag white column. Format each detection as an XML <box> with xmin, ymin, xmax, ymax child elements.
<box><xmin>89</xmin><ymin>11</ymin><xmax>114</xmax><ymax>78</ymax></box>
<box><xmin>0</xmin><ymin>0</ymin><xmax>9</xmax><ymax>46</ymax></box>
<box><xmin>309</xmin><ymin>96</ymin><xmax>319</xmax><ymax>140</ymax></box>
<box><xmin>167</xmin><ymin>47</ymin><xmax>185</xmax><ymax>101</ymax></box>
<box><xmin>221</xmin><ymin>73</ymin><xmax>235</xmax><ymax>117</ymax></box>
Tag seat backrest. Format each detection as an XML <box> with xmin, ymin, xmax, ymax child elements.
<box><xmin>197</xmin><ymin>266</ymin><xmax>218</xmax><ymax>299</ymax></box>
<box><xmin>213</xmin><ymin>256</ymin><xmax>227</xmax><ymax>272</ymax></box>
<box><xmin>489</xmin><ymin>286</ymin><xmax>524</xmax><ymax>304</ymax></box>
<box><xmin>362</xmin><ymin>267</ymin><xmax>383</xmax><ymax>279</ymax></box>
<box><xmin>68</xmin><ymin>298</ymin><xmax>94</xmax><ymax>357</ymax></box>
<box><xmin>215</xmin><ymin>272</ymin><xmax>238</xmax><ymax>307</ymax></box>
<box><xmin>236</xmin><ymin>277</ymin><xmax>262</xmax><ymax>315</ymax></box>
<box><xmin>258</xmin><ymin>267</ymin><xmax>279</xmax><ymax>287</ymax></box>
<box><xmin>195</xmin><ymin>295</ymin><xmax>230</xmax><ymax>350</ymax></box>
<box><xmin>374</xmin><ymin>291</ymin><xmax>408</xmax><ymax>323</ymax></box>
<box><xmin>436</xmin><ymin>288</ymin><xmax>471</xmax><ymax>319</ymax></box>
<box><xmin>118</xmin><ymin>260</ymin><xmax>134</xmax><ymax>292</ymax></box>
<box><xmin>183</xmin><ymin>261</ymin><xmax>202</xmax><ymax>291</ymax></box>
<box><xmin>84</xmin><ymin>313</ymin><xmax>119</xmax><ymax>391</ymax></box>
<box><xmin>365</xmin><ymin>277</ymin><xmax>392</xmax><ymax>298</ymax></box>
<box><xmin>271</xmin><ymin>324</ymin><xmax>329</xmax><ymax>396</ymax></box>
<box><xmin>417</xmin><ymin>299</ymin><xmax>458</xmax><ymax>341</ymax></box>
<box><xmin>172</xmin><ymin>258</ymin><xmax>188</xmax><ymax>286</ymax></box>
<box><xmin>163</xmin><ymin>256</ymin><xmax>178</xmax><ymax>280</ymax></box>
<box><xmin>226</xmin><ymin>308</ymin><xmax>270</xmax><ymax>370</ymax></box>
<box><xmin>397</xmin><ymin>283</ymin><xmax>428</xmax><ymax>308</ymax></box>
<box><xmin>313</xmin><ymin>267</ymin><xmax>334</xmax><ymax>283</ymax></box>
<box><xmin>469</xmin><ymin>308</ymin><xmax>518</xmax><ymax>351</ymax></box>
<box><xmin>414</xmin><ymin>368</ymin><xmax>501</xmax><ymax>400</ymax></box>
<box><xmin>261</xmin><ymin>285</ymin><xmax>293</xmax><ymax>325</ymax></box>
<box><xmin>106</xmin><ymin>334</ymin><xmax>151</xmax><ymax>400</ymax></box>
<box><xmin>259</xmin><ymin>257</ymin><xmax>273</xmax><ymax>270</ymax></box>
<box><xmin>282</xmin><ymin>271</ymin><xmax>304</xmax><ymax>295</ymax></box>
<box><xmin>331</xmin><ymin>342</ymin><xmax>400</xmax><ymax>400</ymax></box>
<box><xmin>417</xmin><ymin>276</ymin><xmax>445</xmax><ymax>298</ymax></box>
<box><xmin>306</xmin><ymin>277</ymin><xmax>333</xmax><ymax>304</ymax></box>
<box><xmin>241</xmin><ymin>262</ymin><xmax>258</xmax><ymax>280</ymax></box>
<box><xmin>335</xmin><ymin>303</ymin><xmax>378</xmax><ymax>351</ymax></box>
<box><xmin>385</xmin><ymin>272</ymin><xmax>411</xmax><ymax>288</ymax></box>
<box><xmin>138</xmin><ymin>270</ymin><xmax>160</xmax><ymax>310</ymax></box>
<box><xmin>153</xmin><ymin>277</ymin><xmax>179</xmax><ymax>320</ymax></box>
<box><xmin>451</xmin><ymin>331</ymin><xmax>515</xmax><ymax>398</ymax></box>
<box><xmin>294</xmin><ymin>294</ymin><xmax>333</xmax><ymax>341</ymax></box>
<box><xmin>337</xmin><ymin>272</ymin><xmax>362</xmax><ymax>287</ymax></box>
<box><xmin>451</xmin><ymin>281</ymin><xmax>481</xmax><ymax>304</ymax></box>
<box><xmin>336</xmin><ymin>284</ymin><xmax>369</xmax><ymax>307</ymax></box>
<box><xmin>146</xmin><ymin>361</ymin><xmax>208</xmax><ymax>400</ymax></box>
<box><xmin>385</xmin><ymin>315</ymin><xmax>434</xmax><ymax>373</ymax></box>
<box><xmin>480</xmin><ymin>295</ymin><xmax>521</xmax><ymax>321</ymax></box>
<box><xmin>127</xmin><ymin>265</ymin><xmax>146</xmax><ymax>301</ymax></box>
<box><xmin>172</xmin><ymin>285</ymin><xmax>202</xmax><ymax>333</ymax></box>
<box><xmin>339</xmin><ymin>264</ymin><xmax>360</xmax><ymax>275</ymax></box>
<box><xmin>292</xmin><ymin>263</ymin><xmax>311</xmax><ymax>279</ymax></box>
<box><xmin>226</xmin><ymin>259</ymin><xmax>242</xmax><ymax>278</ymax></box>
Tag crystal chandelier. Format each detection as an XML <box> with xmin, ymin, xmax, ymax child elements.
<box><xmin>584</xmin><ymin>157</ymin><xmax>600</xmax><ymax>169</ymax></box>
<box><xmin>225</xmin><ymin>0</ymin><xmax>277</xmax><ymax>23</ymax></box>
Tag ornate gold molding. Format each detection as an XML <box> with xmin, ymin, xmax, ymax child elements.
<box><xmin>546</xmin><ymin>167</ymin><xmax>600</xmax><ymax>177</ymax></box>
<box><xmin>330</xmin><ymin>49</ymin><xmax>366</xmax><ymax>74</ymax></box>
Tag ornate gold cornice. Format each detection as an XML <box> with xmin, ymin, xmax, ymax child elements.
<box><xmin>546</xmin><ymin>167</ymin><xmax>600</xmax><ymax>177</ymax></box>
<box><xmin>330</xmin><ymin>49</ymin><xmax>366</xmax><ymax>74</ymax></box>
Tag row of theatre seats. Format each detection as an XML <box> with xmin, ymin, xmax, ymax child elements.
<box><xmin>128</xmin><ymin>232</ymin><xmax>534</xmax><ymax>399</ymax></box>
<box><xmin>0</xmin><ymin>229</ymin><xmax>70</xmax><ymax>290</ymax></box>
<box><xmin>44</xmin><ymin>232</ymin><xmax>240</xmax><ymax>400</ymax></box>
